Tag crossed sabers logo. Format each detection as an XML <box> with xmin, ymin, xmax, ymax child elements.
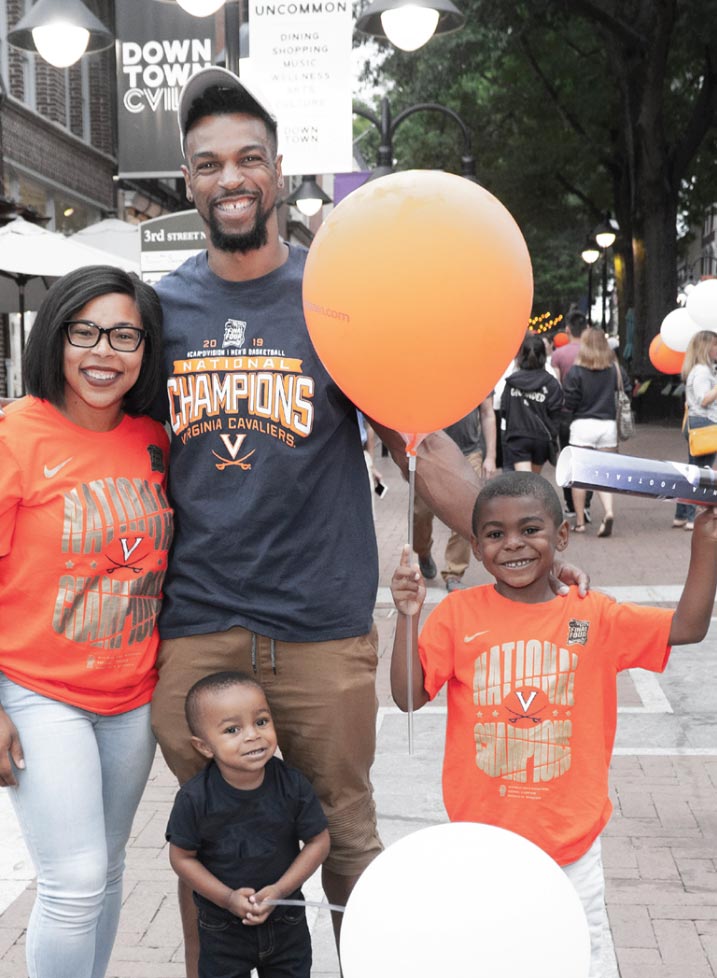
<box><xmin>212</xmin><ymin>434</ymin><xmax>255</xmax><ymax>471</ymax></box>
<box><xmin>505</xmin><ymin>688</ymin><xmax>546</xmax><ymax>725</ymax></box>
<box><xmin>107</xmin><ymin>537</ymin><xmax>148</xmax><ymax>575</ymax></box>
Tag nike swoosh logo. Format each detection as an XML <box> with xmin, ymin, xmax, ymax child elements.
<box><xmin>44</xmin><ymin>457</ymin><xmax>73</xmax><ymax>479</ymax></box>
<box><xmin>464</xmin><ymin>630</ymin><xmax>489</xmax><ymax>643</ymax></box>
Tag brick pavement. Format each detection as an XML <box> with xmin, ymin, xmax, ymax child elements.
<box><xmin>2</xmin><ymin>419</ymin><xmax>717</xmax><ymax>977</ymax></box>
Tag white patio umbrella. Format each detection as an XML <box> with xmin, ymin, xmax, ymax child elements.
<box><xmin>0</xmin><ymin>217</ymin><xmax>140</xmax><ymax>345</ymax></box>
<box><xmin>69</xmin><ymin>218</ymin><xmax>141</xmax><ymax>264</ymax></box>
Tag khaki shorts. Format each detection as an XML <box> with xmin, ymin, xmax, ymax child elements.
<box><xmin>151</xmin><ymin>625</ymin><xmax>383</xmax><ymax>876</ymax></box>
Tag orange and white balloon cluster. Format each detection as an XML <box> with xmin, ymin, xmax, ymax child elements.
<box><xmin>650</xmin><ymin>279</ymin><xmax>717</xmax><ymax>373</ymax></box>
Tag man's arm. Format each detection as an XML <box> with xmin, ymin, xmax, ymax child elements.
<box><xmin>669</xmin><ymin>507</ymin><xmax>717</xmax><ymax>645</ymax></box>
<box><xmin>372</xmin><ymin>420</ymin><xmax>589</xmax><ymax>594</ymax></box>
<box><xmin>370</xmin><ymin>422</ymin><xmax>479</xmax><ymax>541</ymax></box>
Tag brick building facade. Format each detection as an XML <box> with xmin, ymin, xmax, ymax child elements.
<box><xmin>0</xmin><ymin>0</ymin><xmax>119</xmax><ymax>394</ymax></box>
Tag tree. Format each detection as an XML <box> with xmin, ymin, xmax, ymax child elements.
<box><xmin>358</xmin><ymin>0</ymin><xmax>717</xmax><ymax>370</ymax></box>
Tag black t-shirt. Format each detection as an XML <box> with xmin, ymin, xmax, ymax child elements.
<box><xmin>166</xmin><ymin>756</ymin><xmax>328</xmax><ymax>915</ymax></box>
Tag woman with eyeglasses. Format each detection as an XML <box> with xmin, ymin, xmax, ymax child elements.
<box><xmin>0</xmin><ymin>265</ymin><xmax>173</xmax><ymax>978</ymax></box>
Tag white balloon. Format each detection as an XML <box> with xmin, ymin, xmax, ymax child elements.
<box><xmin>340</xmin><ymin>822</ymin><xmax>591</xmax><ymax>978</ymax></box>
<box><xmin>660</xmin><ymin>307</ymin><xmax>702</xmax><ymax>352</ymax></box>
<box><xmin>686</xmin><ymin>278</ymin><xmax>717</xmax><ymax>330</ymax></box>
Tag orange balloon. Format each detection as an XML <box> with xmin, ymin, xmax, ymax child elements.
<box><xmin>302</xmin><ymin>170</ymin><xmax>533</xmax><ymax>433</ymax></box>
<box><xmin>649</xmin><ymin>334</ymin><xmax>685</xmax><ymax>374</ymax></box>
<box><xmin>553</xmin><ymin>332</ymin><xmax>570</xmax><ymax>348</ymax></box>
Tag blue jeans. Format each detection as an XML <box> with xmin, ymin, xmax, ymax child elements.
<box><xmin>0</xmin><ymin>674</ymin><xmax>155</xmax><ymax>978</ymax></box>
<box><xmin>197</xmin><ymin>902</ymin><xmax>312</xmax><ymax>978</ymax></box>
<box><xmin>674</xmin><ymin>416</ymin><xmax>717</xmax><ymax>522</ymax></box>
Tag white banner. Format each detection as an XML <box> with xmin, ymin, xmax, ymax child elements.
<box><xmin>241</xmin><ymin>0</ymin><xmax>353</xmax><ymax>176</ymax></box>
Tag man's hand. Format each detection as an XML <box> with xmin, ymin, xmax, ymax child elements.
<box><xmin>482</xmin><ymin>455</ymin><xmax>497</xmax><ymax>480</ymax></box>
<box><xmin>551</xmin><ymin>558</ymin><xmax>590</xmax><ymax>598</ymax></box>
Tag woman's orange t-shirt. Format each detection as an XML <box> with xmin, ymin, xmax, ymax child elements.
<box><xmin>0</xmin><ymin>397</ymin><xmax>174</xmax><ymax>714</ymax></box>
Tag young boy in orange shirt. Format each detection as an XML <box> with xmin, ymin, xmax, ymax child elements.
<box><xmin>390</xmin><ymin>471</ymin><xmax>717</xmax><ymax>978</ymax></box>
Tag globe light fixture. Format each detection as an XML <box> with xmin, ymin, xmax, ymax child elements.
<box><xmin>285</xmin><ymin>176</ymin><xmax>332</xmax><ymax>217</ymax></box>
<box><xmin>581</xmin><ymin>237</ymin><xmax>600</xmax><ymax>327</ymax></box>
<box><xmin>591</xmin><ymin>214</ymin><xmax>620</xmax><ymax>328</ymax></box>
<box><xmin>356</xmin><ymin>0</ymin><xmax>464</xmax><ymax>51</ymax></box>
<box><xmin>176</xmin><ymin>0</ymin><xmax>226</xmax><ymax>15</ymax></box>
<box><xmin>8</xmin><ymin>0</ymin><xmax>113</xmax><ymax>68</ymax></box>
<box><xmin>593</xmin><ymin>213</ymin><xmax>619</xmax><ymax>250</ymax></box>
<box><xmin>381</xmin><ymin>5</ymin><xmax>440</xmax><ymax>51</ymax></box>
<box><xmin>581</xmin><ymin>243</ymin><xmax>600</xmax><ymax>265</ymax></box>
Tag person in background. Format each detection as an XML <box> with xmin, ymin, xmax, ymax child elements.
<box><xmin>500</xmin><ymin>333</ymin><xmax>563</xmax><ymax>474</ymax></box>
<box><xmin>357</xmin><ymin>411</ymin><xmax>384</xmax><ymax>512</ymax></box>
<box><xmin>413</xmin><ymin>398</ymin><xmax>497</xmax><ymax>592</ymax></box>
<box><xmin>563</xmin><ymin>328</ymin><xmax>630</xmax><ymax>537</ymax></box>
<box><xmin>673</xmin><ymin>330</ymin><xmax>717</xmax><ymax>531</ymax></box>
<box><xmin>0</xmin><ymin>266</ymin><xmax>172</xmax><ymax>978</ymax></box>
<box><xmin>552</xmin><ymin>310</ymin><xmax>591</xmax><ymax>520</ymax></box>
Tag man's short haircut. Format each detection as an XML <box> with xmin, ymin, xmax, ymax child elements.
<box><xmin>22</xmin><ymin>265</ymin><xmax>163</xmax><ymax>415</ymax></box>
<box><xmin>472</xmin><ymin>472</ymin><xmax>564</xmax><ymax>535</ymax></box>
<box><xmin>184</xmin><ymin>86</ymin><xmax>278</xmax><ymax>157</ymax></box>
<box><xmin>566</xmin><ymin>310</ymin><xmax>587</xmax><ymax>337</ymax></box>
<box><xmin>185</xmin><ymin>670</ymin><xmax>266</xmax><ymax>737</ymax></box>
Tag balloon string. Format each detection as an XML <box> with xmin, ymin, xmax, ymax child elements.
<box><xmin>406</xmin><ymin>452</ymin><xmax>416</xmax><ymax>755</ymax></box>
<box><xmin>264</xmin><ymin>898</ymin><xmax>345</xmax><ymax>913</ymax></box>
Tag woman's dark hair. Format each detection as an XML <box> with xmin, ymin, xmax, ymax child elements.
<box><xmin>23</xmin><ymin>265</ymin><xmax>163</xmax><ymax>415</ymax></box>
<box><xmin>516</xmin><ymin>333</ymin><xmax>547</xmax><ymax>370</ymax></box>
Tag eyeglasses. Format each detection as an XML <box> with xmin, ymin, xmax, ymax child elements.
<box><xmin>64</xmin><ymin>320</ymin><xmax>146</xmax><ymax>353</ymax></box>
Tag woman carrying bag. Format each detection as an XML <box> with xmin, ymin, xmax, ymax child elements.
<box><xmin>562</xmin><ymin>328</ymin><xmax>630</xmax><ymax>538</ymax></box>
<box><xmin>674</xmin><ymin>330</ymin><xmax>717</xmax><ymax>530</ymax></box>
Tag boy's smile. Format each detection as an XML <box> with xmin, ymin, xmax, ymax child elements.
<box><xmin>471</xmin><ymin>495</ymin><xmax>569</xmax><ymax>603</ymax></box>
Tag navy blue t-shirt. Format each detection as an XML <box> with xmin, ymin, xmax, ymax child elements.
<box><xmin>166</xmin><ymin>757</ymin><xmax>328</xmax><ymax>916</ymax></box>
<box><xmin>154</xmin><ymin>245</ymin><xmax>378</xmax><ymax>642</ymax></box>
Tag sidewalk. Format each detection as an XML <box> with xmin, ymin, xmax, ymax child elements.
<box><xmin>2</xmin><ymin>420</ymin><xmax>717</xmax><ymax>977</ymax></box>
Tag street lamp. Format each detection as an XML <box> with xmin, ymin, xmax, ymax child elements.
<box><xmin>353</xmin><ymin>96</ymin><xmax>477</xmax><ymax>181</ymax></box>
<box><xmin>356</xmin><ymin>0</ymin><xmax>465</xmax><ymax>51</ymax></box>
<box><xmin>174</xmin><ymin>0</ymin><xmax>226</xmax><ymax>13</ymax></box>
<box><xmin>592</xmin><ymin>213</ymin><xmax>619</xmax><ymax>329</ymax></box>
<box><xmin>581</xmin><ymin>239</ymin><xmax>600</xmax><ymax>327</ymax></box>
<box><xmin>8</xmin><ymin>0</ymin><xmax>113</xmax><ymax>68</ymax></box>
<box><xmin>285</xmin><ymin>176</ymin><xmax>332</xmax><ymax>217</ymax></box>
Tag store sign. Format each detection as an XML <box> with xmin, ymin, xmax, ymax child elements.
<box><xmin>116</xmin><ymin>1</ymin><xmax>216</xmax><ymax>178</ymax></box>
<box><xmin>241</xmin><ymin>1</ymin><xmax>353</xmax><ymax>175</ymax></box>
<box><xmin>139</xmin><ymin>210</ymin><xmax>206</xmax><ymax>285</ymax></box>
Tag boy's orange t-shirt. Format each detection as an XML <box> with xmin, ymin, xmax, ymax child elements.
<box><xmin>418</xmin><ymin>585</ymin><xmax>673</xmax><ymax>865</ymax></box>
<box><xmin>0</xmin><ymin>397</ymin><xmax>174</xmax><ymax>714</ymax></box>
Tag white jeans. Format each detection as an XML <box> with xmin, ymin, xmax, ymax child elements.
<box><xmin>563</xmin><ymin>836</ymin><xmax>605</xmax><ymax>978</ymax></box>
<box><xmin>0</xmin><ymin>674</ymin><xmax>156</xmax><ymax>978</ymax></box>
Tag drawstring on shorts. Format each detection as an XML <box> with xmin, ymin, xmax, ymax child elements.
<box><xmin>249</xmin><ymin>633</ymin><xmax>277</xmax><ymax>675</ymax></box>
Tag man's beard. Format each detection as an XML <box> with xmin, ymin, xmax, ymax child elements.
<box><xmin>207</xmin><ymin>197</ymin><xmax>272</xmax><ymax>253</ymax></box>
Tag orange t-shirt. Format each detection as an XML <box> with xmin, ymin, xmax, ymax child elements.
<box><xmin>0</xmin><ymin>397</ymin><xmax>174</xmax><ymax>714</ymax></box>
<box><xmin>418</xmin><ymin>585</ymin><xmax>673</xmax><ymax>865</ymax></box>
